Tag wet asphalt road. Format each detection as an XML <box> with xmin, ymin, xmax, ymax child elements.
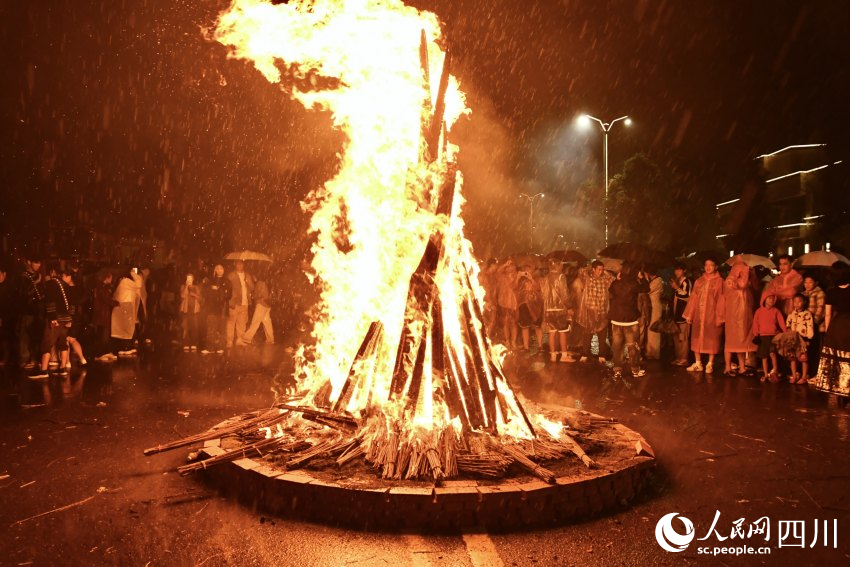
<box><xmin>2</xmin><ymin>342</ymin><xmax>850</xmax><ymax>566</ymax></box>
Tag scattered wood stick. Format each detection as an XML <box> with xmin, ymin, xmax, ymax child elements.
<box><xmin>11</xmin><ymin>495</ymin><xmax>95</xmax><ymax>527</ymax></box>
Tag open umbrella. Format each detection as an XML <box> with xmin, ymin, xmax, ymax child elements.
<box><xmin>224</xmin><ymin>250</ymin><xmax>273</xmax><ymax>262</ymax></box>
<box><xmin>726</xmin><ymin>253</ymin><xmax>775</xmax><ymax>270</ymax></box>
<box><xmin>597</xmin><ymin>242</ymin><xmax>673</xmax><ymax>270</ymax></box>
<box><xmin>794</xmin><ymin>251</ymin><xmax>850</xmax><ymax>267</ymax></box>
<box><xmin>546</xmin><ymin>250</ymin><xmax>588</xmax><ymax>265</ymax></box>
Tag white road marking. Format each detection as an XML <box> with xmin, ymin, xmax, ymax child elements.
<box><xmin>403</xmin><ymin>534</ymin><xmax>435</xmax><ymax>567</ymax></box>
<box><xmin>462</xmin><ymin>533</ymin><xmax>504</xmax><ymax>567</ymax></box>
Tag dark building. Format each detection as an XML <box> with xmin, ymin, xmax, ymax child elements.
<box><xmin>716</xmin><ymin>144</ymin><xmax>846</xmax><ymax>256</ymax></box>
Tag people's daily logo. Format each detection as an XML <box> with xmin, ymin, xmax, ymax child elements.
<box><xmin>655</xmin><ymin>513</ymin><xmax>695</xmax><ymax>553</ymax></box>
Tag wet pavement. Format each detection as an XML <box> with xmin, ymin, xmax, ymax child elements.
<box><xmin>2</xmin><ymin>342</ymin><xmax>850</xmax><ymax>566</ymax></box>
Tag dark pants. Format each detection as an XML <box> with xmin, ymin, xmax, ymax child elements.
<box><xmin>93</xmin><ymin>324</ymin><xmax>111</xmax><ymax>357</ymax></box>
<box><xmin>182</xmin><ymin>312</ymin><xmax>200</xmax><ymax>346</ymax></box>
<box><xmin>611</xmin><ymin>323</ymin><xmax>640</xmax><ymax>371</ymax></box>
<box><xmin>204</xmin><ymin>313</ymin><xmax>225</xmax><ymax>350</ymax></box>
<box><xmin>580</xmin><ymin>323</ymin><xmax>611</xmax><ymax>359</ymax></box>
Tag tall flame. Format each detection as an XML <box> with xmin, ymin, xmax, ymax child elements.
<box><xmin>215</xmin><ymin>0</ymin><xmax>531</xmax><ymax>438</ymax></box>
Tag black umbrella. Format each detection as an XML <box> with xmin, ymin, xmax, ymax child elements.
<box><xmin>546</xmin><ymin>250</ymin><xmax>588</xmax><ymax>265</ymax></box>
<box><xmin>597</xmin><ymin>242</ymin><xmax>674</xmax><ymax>270</ymax></box>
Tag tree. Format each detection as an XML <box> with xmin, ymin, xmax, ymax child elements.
<box><xmin>606</xmin><ymin>153</ymin><xmax>701</xmax><ymax>254</ymax></box>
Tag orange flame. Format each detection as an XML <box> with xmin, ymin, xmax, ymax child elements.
<box><xmin>215</xmin><ymin>0</ymin><xmax>533</xmax><ymax>439</ymax></box>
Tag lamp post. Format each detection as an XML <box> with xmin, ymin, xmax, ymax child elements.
<box><xmin>519</xmin><ymin>192</ymin><xmax>544</xmax><ymax>251</ymax></box>
<box><xmin>578</xmin><ymin>114</ymin><xmax>632</xmax><ymax>247</ymax></box>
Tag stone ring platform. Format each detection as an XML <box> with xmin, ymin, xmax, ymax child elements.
<box><xmin>195</xmin><ymin>407</ymin><xmax>656</xmax><ymax>532</ymax></box>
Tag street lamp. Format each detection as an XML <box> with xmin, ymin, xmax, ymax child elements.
<box><xmin>578</xmin><ymin>114</ymin><xmax>632</xmax><ymax>247</ymax></box>
<box><xmin>519</xmin><ymin>192</ymin><xmax>545</xmax><ymax>251</ymax></box>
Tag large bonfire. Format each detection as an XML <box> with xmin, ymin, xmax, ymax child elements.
<box><xmin>147</xmin><ymin>0</ymin><xmax>596</xmax><ymax>484</ymax></box>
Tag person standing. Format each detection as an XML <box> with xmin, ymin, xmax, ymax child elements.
<box><xmin>752</xmin><ymin>293</ymin><xmax>786</xmax><ymax>382</ymax></box>
<box><xmin>802</xmin><ymin>275</ymin><xmax>826</xmax><ymax>373</ymax></box>
<box><xmin>31</xmin><ymin>270</ymin><xmax>75</xmax><ymax>378</ymax></box>
<box><xmin>243</xmin><ymin>272</ymin><xmax>274</xmax><ymax>345</ymax></box>
<box><xmin>92</xmin><ymin>272</ymin><xmax>116</xmax><ymax>362</ymax></box>
<box><xmin>718</xmin><ymin>261</ymin><xmax>757</xmax><ymax>376</ymax></box>
<box><xmin>575</xmin><ymin>260</ymin><xmax>614</xmax><ymax>363</ymax></box>
<box><xmin>669</xmin><ymin>262</ymin><xmax>692</xmax><ymax>366</ymax></box>
<box><xmin>762</xmin><ymin>254</ymin><xmax>803</xmax><ymax>316</ymax></box>
<box><xmin>811</xmin><ymin>263</ymin><xmax>850</xmax><ymax>397</ymax></box>
<box><xmin>226</xmin><ymin>260</ymin><xmax>254</xmax><ymax>348</ymax></box>
<box><xmin>782</xmin><ymin>294</ymin><xmax>814</xmax><ymax>384</ymax></box>
<box><xmin>111</xmin><ymin>268</ymin><xmax>143</xmax><ymax>356</ymax></box>
<box><xmin>17</xmin><ymin>256</ymin><xmax>44</xmax><ymax>368</ymax></box>
<box><xmin>179</xmin><ymin>273</ymin><xmax>202</xmax><ymax>350</ymax></box>
<box><xmin>516</xmin><ymin>266</ymin><xmax>544</xmax><ymax>354</ymax></box>
<box><xmin>496</xmin><ymin>259</ymin><xmax>519</xmax><ymax>349</ymax></box>
<box><xmin>683</xmin><ymin>257</ymin><xmax>724</xmax><ymax>374</ymax></box>
<box><xmin>643</xmin><ymin>268</ymin><xmax>664</xmax><ymax>360</ymax></box>
<box><xmin>539</xmin><ymin>259</ymin><xmax>572</xmax><ymax>362</ymax></box>
<box><xmin>201</xmin><ymin>264</ymin><xmax>230</xmax><ymax>354</ymax></box>
<box><xmin>608</xmin><ymin>262</ymin><xmax>649</xmax><ymax>378</ymax></box>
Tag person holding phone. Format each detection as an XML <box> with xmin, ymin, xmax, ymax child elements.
<box><xmin>180</xmin><ymin>273</ymin><xmax>202</xmax><ymax>350</ymax></box>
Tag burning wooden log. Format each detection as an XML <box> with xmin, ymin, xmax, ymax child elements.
<box><xmin>333</xmin><ymin>320</ymin><xmax>383</xmax><ymax>413</ymax></box>
<box><xmin>277</xmin><ymin>404</ymin><xmax>357</xmax><ymax>427</ymax></box>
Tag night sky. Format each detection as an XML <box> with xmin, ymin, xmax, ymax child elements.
<box><xmin>2</xmin><ymin>0</ymin><xmax>848</xmax><ymax>261</ymax></box>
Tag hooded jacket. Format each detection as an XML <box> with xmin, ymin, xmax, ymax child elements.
<box><xmin>751</xmin><ymin>294</ymin><xmax>786</xmax><ymax>337</ymax></box>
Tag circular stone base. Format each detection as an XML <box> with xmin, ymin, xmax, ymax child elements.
<box><xmin>194</xmin><ymin>407</ymin><xmax>656</xmax><ymax>532</ymax></box>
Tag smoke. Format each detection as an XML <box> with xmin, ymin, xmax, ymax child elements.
<box><xmin>454</xmin><ymin>86</ymin><xmax>603</xmax><ymax>259</ymax></box>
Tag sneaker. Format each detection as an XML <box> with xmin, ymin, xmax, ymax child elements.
<box><xmin>632</xmin><ymin>368</ymin><xmax>646</xmax><ymax>377</ymax></box>
<box><xmin>686</xmin><ymin>362</ymin><xmax>704</xmax><ymax>372</ymax></box>
<box><xmin>598</xmin><ymin>357</ymin><xmax>607</xmax><ymax>364</ymax></box>
<box><xmin>216</xmin><ymin>349</ymin><xmax>224</xmax><ymax>354</ymax></box>
<box><xmin>95</xmin><ymin>354</ymin><xmax>113</xmax><ymax>362</ymax></box>
<box><xmin>106</xmin><ymin>353</ymin><xmax>119</xmax><ymax>361</ymax></box>
<box><xmin>549</xmin><ymin>351</ymin><xmax>558</xmax><ymax>362</ymax></box>
<box><xmin>560</xmin><ymin>352</ymin><xmax>576</xmax><ymax>363</ymax></box>
<box><xmin>183</xmin><ymin>346</ymin><xmax>190</xmax><ymax>352</ymax></box>
<box><xmin>613</xmin><ymin>368</ymin><xmax>623</xmax><ymax>379</ymax></box>
<box><xmin>705</xmin><ymin>363</ymin><xmax>714</xmax><ymax>374</ymax></box>
<box><xmin>22</xmin><ymin>361</ymin><xmax>35</xmax><ymax>369</ymax></box>
<box><xmin>579</xmin><ymin>356</ymin><xmax>588</xmax><ymax>363</ymax></box>
<box><xmin>79</xmin><ymin>358</ymin><xmax>87</xmax><ymax>366</ymax></box>
<box><xmin>29</xmin><ymin>369</ymin><xmax>49</xmax><ymax>379</ymax></box>
<box><xmin>48</xmin><ymin>361</ymin><xmax>59</xmax><ymax>368</ymax></box>
<box><xmin>190</xmin><ymin>345</ymin><xmax>197</xmax><ymax>351</ymax></box>
<box><xmin>126</xmin><ymin>348</ymin><xmax>137</xmax><ymax>355</ymax></box>
<box><xmin>57</xmin><ymin>368</ymin><xmax>69</xmax><ymax>376</ymax></box>
<box><xmin>200</xmin><ymin>349</ymin><xmax>212</xmax><ymax>355</ymax></box>
<box><xmin>672</xmin><ymin>359</ymin><xmax>688</xmax><ymax>367</ymax></box>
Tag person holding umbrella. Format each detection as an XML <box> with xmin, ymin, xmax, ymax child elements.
<box><xmin>226</xmin><ymin>259</ymin><xmax>255</xmax><ymax>348</ymax></box>
<box><xmin>810</xmin><ymin>262</ymin><xmax>850</xmax><ymax>398</ymax></box>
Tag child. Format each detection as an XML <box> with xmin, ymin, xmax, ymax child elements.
<box><xmin>751</xmin><ymin>293</ymin><xmax>786</xmax><ymax>382</ymax></box>
<box><xmin>784</xmin><ymin>293</ymin><xmax>814</xmax><ymax>384</ymax></box>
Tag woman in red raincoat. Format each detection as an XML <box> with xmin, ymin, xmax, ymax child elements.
<box><xmin>683</xmin><ymin>257</ymin><xmax>724</xmax><ymax>374</ymax></box>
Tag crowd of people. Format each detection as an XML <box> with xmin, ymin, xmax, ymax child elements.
<box><xmin>480</xmin><ymin>253</ymin><xmax>850</xmax><ymax>398</ymax></box>
<box><xmin>0</xmin><ymin>255</ymin><xmax>276</xmax><ymax>379</ymax></box>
